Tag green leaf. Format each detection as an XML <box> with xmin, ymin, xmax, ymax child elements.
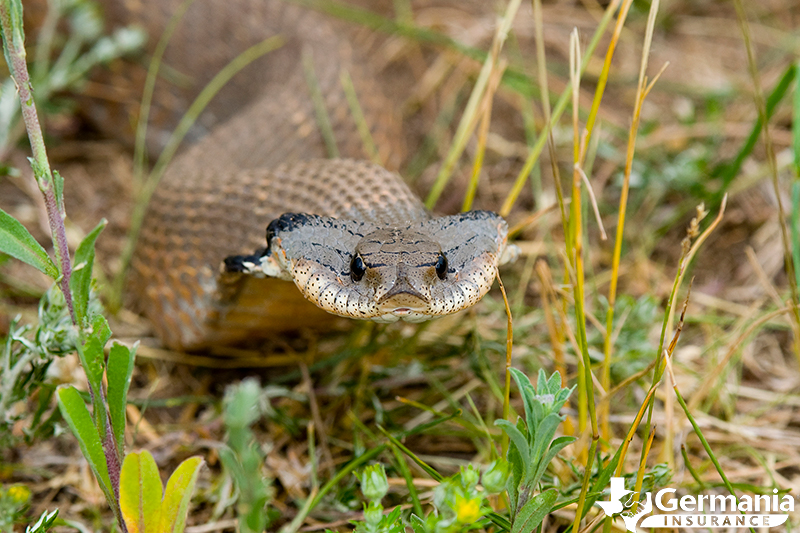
<box><xmin>495</xmin><ymin>419</ymin><xmax>530</xmax><ymax>482</ymax></box>
<box><xmin>79</xmin><ymin>313</ymin><xmax>111</xmax><ymax>393</ymax></box>
<box><xmin>529</xmin><ymin>436</ymin><xmax>576</xmax><ymax>489</ymax></box>
<box><xmin>26</xmin><ymin>509</ymin><xmax>59</xmax><ymax>533</ymax></box>
<box><xmin>56</xmin><ymin>386</ymin><xmax>114</xmax><ymax>504</ymax></box>
<box><xmin>120</xmin><ymin>450</ymin><xmax>163</xmax><ymax>533</ymax></box>
<box><xmin>108</xmin><ymin>341</ymin><xmax>137</xmax><ymax>454</ymax></box>
<box><xmin>511</xmin><ymin>488</ymin><xmax>557</xmax><ymax>533</ymax></box>
<box><xmin>69</xmin><ymin>218</ymin><xmax>106</xmax><ymax>324</ymax></box>
<box><xmin>53</xmin><ymin>170</ymin><xmax>65</xmax><ymax>214</ymax></box>
<box><xmin>0</xmin><ymin>208</ymin><xmax>58</xmax><ymax>278</ymax></box>
<box><xmin>0</xmin><ymin>0</ymin><xmax>25</xmax><ymax>70</ymax></box>
<box><xmin>76</xmin><ymin>314</ymin><xmax>112</xmax><ymax>434</ymax></box>
<box><xmin>408</xmin><ymin>514</ymin><xmax>427</xmax><ymax>533</ymax></box>
<box><xmin>510</xmin><ymin>368</ymin><xmax>537</xmax><ymax>432</ymax></box>
<box><xmin>529</xmin><ymin>414</ymin><xmax>562</xmax><ymax>469</ymax></box>
<box><xmin>159</xmin><ymin>456</ymin><xmax>204</xmax><ymax>533</ymax></box>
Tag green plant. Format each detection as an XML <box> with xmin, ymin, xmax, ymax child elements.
<box><xmin>0</xmin><ymin>0</ymin><xmax>142</xmax><ymax>529</ymax></box>
<box><xmin>348</xmin><ymin>464</ymin><xmax>404</xmax><ymax>533</ymax></box>
<box><xmin>0</xmin><ymin>483</ymin><xmax>31</xmax><ymax>531</ymax></box>
<box><xmin>119</xmin><ymin>450</ymin><xmax>204</xmax><ymax>533</ymax></box>
<box><xmin>219</xmin><ymin>379</ymin><xmax>277</xmax><ymax>533</ymax></box>
<box><xmin>409</xmin><ymin>465</ymin><xmax>493</xmax><ymax>533</ymax></box>
<box><xmin>0</xmin><ymin>286</ymin><xmax>90</xmax><ymax>449</ymax></box>
<box><xmin>24</xmin><ymin>510</ymin><xmax>59</xmax><ymax>533</ymax></box>
<box><xmin>496</xmin><ymin>369</ymin><xmax>575</xmax><ymax>531</ymax></box>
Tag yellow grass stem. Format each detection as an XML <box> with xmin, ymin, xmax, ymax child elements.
<box><xmin>580</xmin><ymin>0</ymin><xmax>634</xmax><ymax>161</ymax></box>
<box><xmin>665</xmin><ymin>197</ymin><xmax>727</xmax><ymax>336</ymax></box>
<box><xmin>498</xmin><ymin>273</ymin><xmax>513</xmax><ymax>457</ymax></box>
<box><xmin>462</xmin><ymin>60</ymin><xmax>506</xmax><ymax>212</ymax></box>
<box><xmin>425</xmin><ymin>0</ymin><xmax>521</xmax><ymax>210</ymax></box>
<box><xmin>340</xmin><ymin>69</ymin><xmax>381</xmax><ymax>165</ymax></box>
<box><xmin>630</xmin><ymin>426</ymin><xmax>656</xmax><ymax>514</ymax></box>
<box><xmin>600</xmin><ymin>0</ymin><xmax>662</xmax><ymax>446</ymax></box>
<box><xmin>567</xmin><ymin>27</ymin><xmax>598</xmax><ymax>443</ymax></box>
<box><xmin>614</xmin><ymin>385</ymin><xmax>658</xmax><ymax>478</ymax></box>
<box><xmin>500</xmin><ymin>0</ymin><xmax>623</xmax><ymax>217</ymax></box>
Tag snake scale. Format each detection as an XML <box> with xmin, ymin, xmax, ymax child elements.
<box><xmin>108</xmin><ymin>0</ymin><xmax>512</xmax><ymax>350</ymax></box>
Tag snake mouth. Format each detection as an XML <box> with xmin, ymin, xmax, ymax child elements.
<box><xmin>377</xmin><ymin>280</ymin><xmax>430</xmax><ymax>311</ymax></box>
<box><xmin>377</xmin><ymin>287</ymin><xmax>430</xmax><ymax>317</ymax></box>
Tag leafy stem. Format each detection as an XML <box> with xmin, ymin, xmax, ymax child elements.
<box><xmin>0</xmin><ymin>0</ymin><xmax>75</xmax><ymax>323</ymax></box>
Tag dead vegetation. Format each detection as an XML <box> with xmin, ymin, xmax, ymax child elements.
<box><xmin>1</xmin><ymin>0</ymin><xmax>800</xmax><ymax>531</ymax></box>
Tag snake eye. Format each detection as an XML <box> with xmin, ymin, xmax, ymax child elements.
<box><xmin>435</xmin><ymin>254</ymin><xmax>448</xmax><ymax>280</ymax></box>
<box><xmin>350</xmin><ymin>254</ymin><xmax>366</xmax><ymax>282</ymax></box>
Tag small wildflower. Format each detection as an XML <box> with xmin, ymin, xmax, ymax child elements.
<box><xmin>7</xmin><ymin>484</ymin><xmax>31</xmax><ymax>505</ymax></box>
<box><xmin>454</xmin><ymin>494</ymin><xmax>482</xmax><ymax>524</ymax></box>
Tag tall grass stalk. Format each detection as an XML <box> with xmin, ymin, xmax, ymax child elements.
<box><xmin>424</xmin><ymin>0</ymin><xmax>521</xmax><ymax>209</ymax></box>
<box><xmin>499</xmin><ymin>0</ymin><xmax>623</xmax><ymax>217</ymax></box>
<box><xmin>733</xmin><ymin>0</ymin><xmax>800</xmax><ymax>364</ymax></box>
<box><xmin>601</xmin><ymin>0</ymin><xmax>662</xmax><ymax>446</ymax></box>
<box><xmin>566</xmin><ymin>27</ymin><xmax>602</xmax><ymax>533</ymax></box>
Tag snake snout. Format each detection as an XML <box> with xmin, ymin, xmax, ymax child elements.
<box><xmin>376</xmin><ymin>277</ymin><xmax>430</xmax><ymax>307</ymax></box>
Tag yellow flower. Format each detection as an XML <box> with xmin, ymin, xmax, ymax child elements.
<box><xmin>6</xmin><ymin>484</ymin><xmax>31</xmax><ymax>504</ymax></box>
<box><xmin>454</xmin><ymin>494</ymin><xmax>482</xmax><ymax>524</ymax></box>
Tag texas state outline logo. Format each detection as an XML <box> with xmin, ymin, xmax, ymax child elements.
<box><xmin>595</xmin><ymin>477</ymin><xmax>793</xmax><ymax>531</ymax></box>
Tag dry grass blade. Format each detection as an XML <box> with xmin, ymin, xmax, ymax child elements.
<box><xmin>425</xmin><ymin>0</ymin><xmax>521</xmax><ymax>210</ymax></box>
<box><xmin>733</xmin><ymin>0</ymin><xmax>800</xmax><ymax>364</ymax></box>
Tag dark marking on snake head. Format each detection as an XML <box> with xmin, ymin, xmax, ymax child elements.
<box><xmin>223</xmin><ymin>247</ymin><xmax>267</xmax><ymax>273</ymax></box>
<box><xmin>266</xmin><ymin>212</ymin><xmax>316</xmax><ymax>252</ymax></box>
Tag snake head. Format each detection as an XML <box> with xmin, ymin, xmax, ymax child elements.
<box><xmin>247</xmin><ymin>210</ymin><xmax>511</xmax><ymax>322</ymax></box>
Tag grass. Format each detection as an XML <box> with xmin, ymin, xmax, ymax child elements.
<box><xmin>1</xmin><ymin>0</ymin><xmax>799</xmax><ymax>531</ymax></box>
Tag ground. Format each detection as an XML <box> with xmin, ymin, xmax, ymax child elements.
<box><xmin>1</xmin><ymin>0</ymin><xmax>799</xmax><ymax>531</ymax></box>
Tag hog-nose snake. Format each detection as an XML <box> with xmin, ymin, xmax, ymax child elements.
<box><xmin>112</xmin><ymin>0</ymin><xmax>513</xmax><ymax>350</ymax></box>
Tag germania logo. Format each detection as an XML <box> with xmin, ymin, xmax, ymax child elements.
<box><xmin>596</xmin><ymin>477</ymin><xmax>793</xmax><ymax>531</ymax></box>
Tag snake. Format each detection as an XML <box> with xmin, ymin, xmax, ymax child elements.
<box><xmin>108</xmin><ymin>0</ymin><xmax>514</xmax><ymax>350</ymax></box>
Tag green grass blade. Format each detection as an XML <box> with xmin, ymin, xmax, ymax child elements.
<box><xmin>388</xmin><ymin>442</ymin><xmax>423</xmax><ymax>517</ymax></box>
<box><xmin>711</xmin><ymin>63</ymin><xmax>796</xmax><ymax>199</ymax></box>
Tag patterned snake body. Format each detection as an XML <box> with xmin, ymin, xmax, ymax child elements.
<box><xmin>116</xmin><ymin>0</ymin><xmax>512</xmax><ymax>350</ymax></box>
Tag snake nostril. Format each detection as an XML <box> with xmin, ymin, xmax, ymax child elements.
<box><xmin>350</xmin><ymin>254</ymin><xmax>366</xmax><ymax>282</ymax></box>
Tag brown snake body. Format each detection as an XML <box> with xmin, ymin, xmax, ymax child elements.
<box><xmin>111</xmin><ymin>0</ymin><xmax>512</xmax><ymax>350</ymax></box>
